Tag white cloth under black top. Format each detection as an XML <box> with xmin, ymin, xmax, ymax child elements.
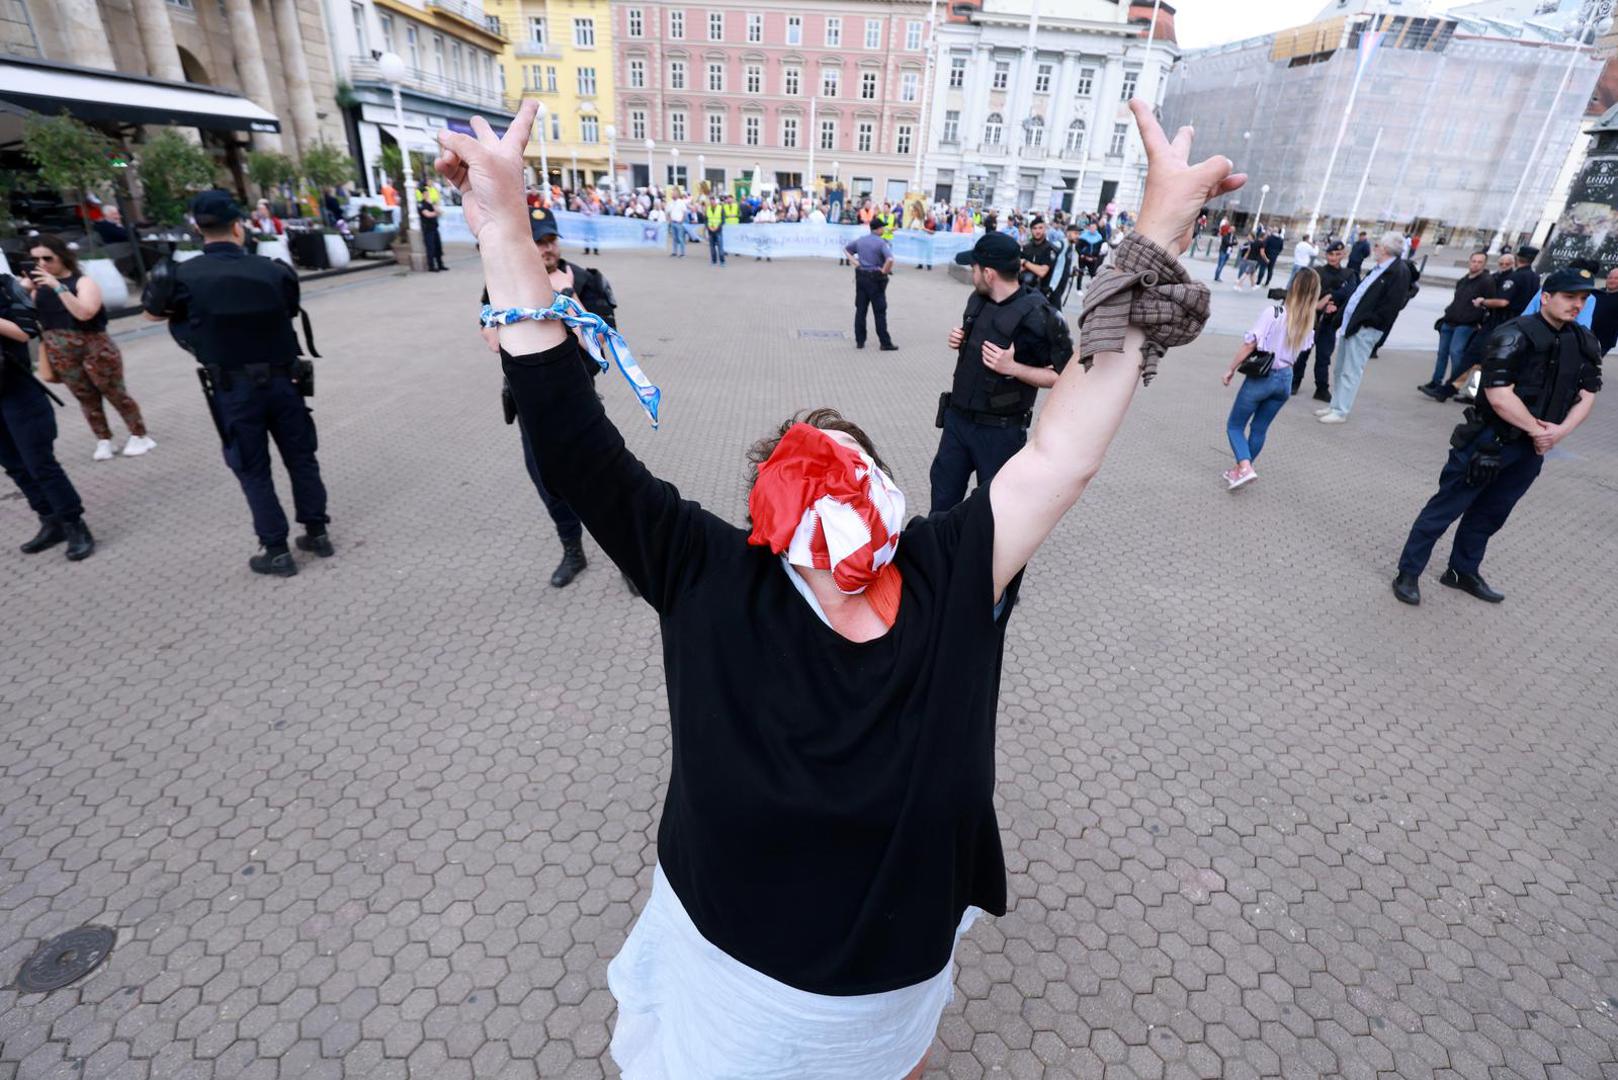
<box><xmin>502</xmin><ymin>334</ymin><xmax>1023</xmax><ymax>994</ymax></box>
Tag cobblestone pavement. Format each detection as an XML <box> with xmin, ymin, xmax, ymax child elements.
<box><xmin>3</xmin><ymin>246</ymin><xmax>1616</xmax><ymax>1080</ymax></box>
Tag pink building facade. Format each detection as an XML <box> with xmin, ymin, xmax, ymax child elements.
<box><xmin>614</xmin><ymin>0</ymin><xmax>934</xmax><ymax>201</ymax></box>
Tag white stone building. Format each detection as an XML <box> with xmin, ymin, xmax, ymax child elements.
<box><xmin>323</xmin><ymin>0</ymin><xmax>518</xmax><ymax>195</ymax></box>
<box><xmin>919</xmin><ymin>0</ymin><xmax>1177</xmax><ymax>215</ymax></box>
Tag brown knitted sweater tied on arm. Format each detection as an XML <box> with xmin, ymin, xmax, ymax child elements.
<box><xmin>1077</xmin><ymin>233</ymin><xmax>1210</xmax><ymax>385</ymax></box>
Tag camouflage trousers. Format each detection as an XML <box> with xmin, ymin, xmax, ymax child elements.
<box><xmin>43</xmin><ymin>330</ymin><xmax>147</xmax><ymax>442</ymax></box>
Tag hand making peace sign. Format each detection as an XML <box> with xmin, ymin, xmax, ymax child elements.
<box><xmin>435</xmin><ymin>99</ymin><xmax>541</xmax><ymax>243</ymax></box>
<box><xmin>1126</xmin><ymin>99</ymin><xmax>1246</xmax><ymax>256</ymax></box>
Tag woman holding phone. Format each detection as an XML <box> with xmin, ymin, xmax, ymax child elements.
<box><xmin>26</xmin><ymin>234</ymin><xmax>155</xmax><ymax>461</ymax></box>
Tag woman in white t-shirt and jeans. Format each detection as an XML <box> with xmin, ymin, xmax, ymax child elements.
<box><xmin>1221</xmin><ymin>269</ymin><xmax>1321</xmax><ymax>490</ymax></box>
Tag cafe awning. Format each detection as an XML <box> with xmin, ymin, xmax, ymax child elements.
<box><xmin>0</xmin><ymin>56</ymin><xmax>280</xmax><ymax>136</ymax></box>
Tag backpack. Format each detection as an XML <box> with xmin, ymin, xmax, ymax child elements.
<box><xmin>578</xmin><ymin>266</ymin><xmax>619</xmax><ymax>329</ymax></box>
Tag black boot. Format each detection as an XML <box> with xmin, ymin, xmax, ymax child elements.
<box><xmin>63</xmin><ymin>519</ymin><xmax>94</xmax><ymax>561</ymax></box>
<box><xmin>1441</xmin><ymin>567</ymin><xmax>1503</xmax><ymax>603</ymax></box>
<box><xmin>250</xmin><ymin>543</ymin><xmax>298</xmax><ymax>577</ymax></box>
<box><xmin>20</xmin><ymin>516</ymin><xmax>65</xmax><ymax>554</ymax></box>
<box><xmin>550</xmin><ymin>541</ymin><xmax>587</xmax><ymax>588</ymax></box>
<box><xmin>1391</xmin><ymin>572</ymin><xmax>1420</xmax><ymax>606</ymax></box>
<box><xmin>295</xmin><ymin>525</ymin><xmax>335</xmax><ymax>558</ymax></box>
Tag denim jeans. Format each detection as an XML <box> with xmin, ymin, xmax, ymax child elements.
<box><xmin>1226</xmin><ymin>368</ymin><xmax>1292</xmax><ymax>463</ymax></box>
<box><xmin>1431</xmin><ymin>322</ymin><xmax>1476</xmax><ymax>385</ymax></box>
<box><xmin>708</xmin><ymin>227</ymin><xmax>725</xmax><ymax>264</ymax></box>
<box><xmin>671</xmin><ymin>223</ymin><xmax>687</xmax><ymax>256</ymax></box>
<box><xmin>1329</xmin><ymin>328</ymin><xmax>1378</xmax><ymax>416</ymax></box>
<box><xmin>1214</xmin><ymin>247</ymin><xmax>1232</xmax><ymax>280</ymax></box>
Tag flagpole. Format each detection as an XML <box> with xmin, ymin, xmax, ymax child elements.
<box><xmin>1307</xmin><ymin>16</ymin><xmax>1377</xmax><ymax>238</ymax></box>
<box><xmin>1490</xmin><ymin>16</ymin><xmax>1591</xmax><ymax>254</ymax></box>
<box><xmin>1343</xmin><ymin>126</ymin><xmax>1382</xmax><ymax>241</ymax></box>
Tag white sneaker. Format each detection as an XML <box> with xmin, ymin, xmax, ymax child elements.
<box><xmin>122</xmin><ymin>435</ymin><xmax>157</xmax><ymax>457</ymax></box>
<box><xmin>93</xmin><ymin>440</ymin><xmax>115</xmax><ymax>461</ymax></box>
<box><xmin>1313</xmin><ymin>406</ymin><xmax>1335</xmax><ymax>417</ymax></box>
<box><xmin>1318</xmin><ymin>411</ymin><xmax>1349</xmax><ymax>424</ymax></box>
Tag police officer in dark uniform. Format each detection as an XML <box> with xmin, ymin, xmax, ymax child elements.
<box><xmin>0</xmin><ymin>275</ymin><xmax>94</xmax><ymax>560</ymax></box>
<box><xmin>479</xmin><ymin>207</ymin><xmax>617</xmax><ymax>588</ymax></box>
<box><xmin>842</xmin><ymin>218</ymin><xmax>897</xmax><ymax>351</ymax></box>
<box><xmin>1450</xmin><ymin>248</ymin><xmax>1539</xmax><ymax>402</ymax></box>
<box><xmin>1292</xmin><ymin>240</ymin><xmax>1357</xmax><ymax>400</ymax></box>
<box><xmin>1392</xmin><ymin>267</ymin><xmax>1602</xmax><ymax>606</ymax></box>
<box><xmin>929</xmin><ymin>232</ymin><xmax>1070</xmax><ymax>513</ymax></box>
<box><xmin>143</xmin><ymin>191</ymin><xmax>331</xmax><ymax>577</ymax></box>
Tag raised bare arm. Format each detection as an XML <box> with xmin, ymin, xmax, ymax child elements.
<box><xmin>435</xmin><ymin>100</ymin><xmax>566</xmax><ymax>357</ymax></box>
<box><xmin>987</xmin><ymin>99</ymin><xmax>1245</xmax><ymax>600</ymax></box>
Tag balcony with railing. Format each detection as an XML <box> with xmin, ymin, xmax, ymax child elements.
<box><xmin>515</xmin><ymin>41</ymin><xmax>562</xmax><ymax>58</ymax></box>
<box><xmin>425</xmin><ymin>0</ymin><xmax>508</xmax><ymax>40</ymax></box>
<box><xmin>349</xmin><ymin>56</ymin><xmax>514</xmax><ymax>113</ymax></box>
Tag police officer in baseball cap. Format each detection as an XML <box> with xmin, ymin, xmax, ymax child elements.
<box><xmin>926</xmin><ymin>232</ymin><xmax>1071</xmax><ymax>513</ymax></box>
<box><xmin>143</xmin><ymin>190</ymin><xmax>332</xmax><ymax>576</ymax></box>
<box><xmin>478</xmin><ymin>206</ymin><xmax>623</xmax><ymax>589</ymax></box>
<box><xmin>1392</xmin><ymin>265</ymin><xmax>1602</xmax><ymax>606</ymax></box>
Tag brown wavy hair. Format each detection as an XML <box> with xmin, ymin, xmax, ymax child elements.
<box><xmin>745</xmin><ymin>408</ymin><xmax>889</xmax><ymax>498</ymax></box>
<box><xmin>28</xmin><ymin>233</ymin><xmax>80</xmax><ymax>276</ymax></box>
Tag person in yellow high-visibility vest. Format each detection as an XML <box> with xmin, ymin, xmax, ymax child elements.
<box><xmin>705</xmin><ymin>199</ymin><xmax>726</xmax><ymax>266</ymax></box>
<box><xmin>878</xmin><ymin>207</ymin><xmax>897</xmax><ymax>242</ymax></box>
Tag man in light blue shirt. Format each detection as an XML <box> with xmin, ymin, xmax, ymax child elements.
<box><xmin>1319</xmin><ymin>231</ymin><xmax>1414</xmax><ymax>423</ymax></box>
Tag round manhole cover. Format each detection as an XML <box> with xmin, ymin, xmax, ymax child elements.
<box><xmin>15</xmin><ymin>926</ymin><xmax>116</xmax><ymax>994</ymax></box>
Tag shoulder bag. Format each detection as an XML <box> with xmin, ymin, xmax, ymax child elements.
<box><xmin>1237</xmin><ymin>305</ymin><xmax>1283</xmax><ymax>377</ymax></box>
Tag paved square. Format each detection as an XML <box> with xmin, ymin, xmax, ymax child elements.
<box><xmin>2</xmin><ymin>246</ymin><xmax>1615</xmax><ymax>1079</ymax></box>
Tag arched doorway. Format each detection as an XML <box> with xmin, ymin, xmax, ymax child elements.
<box><xmin>177</xmin><ymin>47</ymin><xmax>209</xmax><ymax>85</ymax></box>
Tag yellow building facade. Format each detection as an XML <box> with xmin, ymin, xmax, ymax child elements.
<box><xmin>486</xmin><ymin>0</ymin><xmax>615</xmax><ymax>188</ymax></box>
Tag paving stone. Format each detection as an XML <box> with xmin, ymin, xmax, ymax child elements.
<box><xmin>2</xmin><ymin>247</ymin><xmax>1616</xmax><ymax>1077</ymax></box>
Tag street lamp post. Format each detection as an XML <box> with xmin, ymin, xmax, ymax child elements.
<box><xmin>912</xmin><ymin>0</ymin><xmax>940</xmax><ymax>194</ymax></box>
<box><xmin>643</xmin><ymin>138</ymin><xmax>655</xmax><ymax>191</ymax></box>
<box><xmin>670</xmin><ymin>146</ymin><xmax>680</xmax><ymax>191</ymax></box>
<box><xmin>698</xmin><ymin>153</ymin><xmax>706</xmax><ymax>195</ymax></box>
<box><xmin>377</xmin><ymin>52</ymin><xmax>425</xmax><ymax>272</ymax></box>
<box><xmin>570</xmin><ymin>147</ymin><xmax>579</xmax><ymax>191</ymax></box>
<box><xmin>1257</xmin><ymin>183</ymin><xmax>1270</xmax><ymax>229</ymax></box>
<box><xmin>605</xmin><ymin>124</ymin><xmax>617</xmax><ymax>194</ymax></box>
<box><xmin>535</xmin><ymin>101</ymin><xmax>552</xmax><ymax>200</ymax></box>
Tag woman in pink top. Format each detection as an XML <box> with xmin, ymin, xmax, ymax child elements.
<box><xmin>1220</xmin><ymin>269</ymin><xmax>1321</xmax><ymax>489</ymax></box>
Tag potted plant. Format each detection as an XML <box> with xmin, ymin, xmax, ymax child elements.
<box><xmin>300</xmin><ymin>141</ymin><xmax>357</xmax><ymax>269</ymax></box>
<box><xmin>247</xmin><ymin>149</ymin><xmax>297</xmax><ymax>206</ymax></box>
<box><xmin>20</xmin><ymin>112</ymin><xmax>130</xmax><ymax>302</ymax></box>
<box><xmin>136</xmin><ymin>129</ymin><xmax>222</xmax><ymax>267</ymax></box>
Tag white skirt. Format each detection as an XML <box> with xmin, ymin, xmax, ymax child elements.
<box><xmin>607</xmin><ymin>864</ymin><xmax>981</xmax><ymax>1080</ymax></box>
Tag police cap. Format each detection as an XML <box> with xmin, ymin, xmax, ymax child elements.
<box><xmin>190</xmin><ymin>190</ymin><xmax>243</xmax><ymax>227</ymax></box>
<box><xmin>953</xmin><ymin>231</ymin><xmax>1021</xmax><ymax>275</ymax></box>
<box><xmin>529</xmin><ymin>206</ymin><xmax>561</xmax><ymax>241</ymax></box>
<box><xmin>1513</xmin><ymin>245</ymin><xmax>1539</xmax><ymax>262</ymax></box>
<box><xmin>1541</xmin><ymin>266</ymin><xmax>1597</xmax><ymax>294</ymax></box>
<box><xmin>1325</xmin><ymin>241</ymin><xmax>1346</xmax><ymax>253</ymax></box>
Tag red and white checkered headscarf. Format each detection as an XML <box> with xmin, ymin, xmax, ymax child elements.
<box><xmin>747</xmin><ymin>423</ymin><xmax>906</xmax><ymax>600</ymax></box>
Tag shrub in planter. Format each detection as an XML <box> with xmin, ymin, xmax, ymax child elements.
<box><xmin>137</xmin><ymin>130</ymin><xmax>217</xmax><ymax>225</ymax></box>
<box><xmin>21</xmin><ymin>112</ymin><xmax>117</xmax><ymax>219</ymax></box>
<box><xmin>247</xmin><ymin>150</ymin><xmax>297</xmax><ymax>202</ymax></box>
<box><xmin>302</xmin><ymin>141</ymin><xmax>357</xmax><ymax>193</ymax></box>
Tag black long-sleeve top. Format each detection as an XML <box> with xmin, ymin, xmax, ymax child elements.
<box><xmin>501</xmin><ymin>335</ymin><xmax>1023</xmax><ymax>995</ymax></box>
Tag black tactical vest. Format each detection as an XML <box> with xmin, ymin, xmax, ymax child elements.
<box><xmin>1480</xmin><ymin>314</ymin><xmax>1596</xmax><ymax>431</ymax></box>
<box><xmin>950</xmin><ymin>287</ymin><xmax>1046</xmax><ymax>417</ymax></box>
<box><xmin>173</xmin><ymin>249</ymin><xmax>300</xmax><ymax>370</ymax></box>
